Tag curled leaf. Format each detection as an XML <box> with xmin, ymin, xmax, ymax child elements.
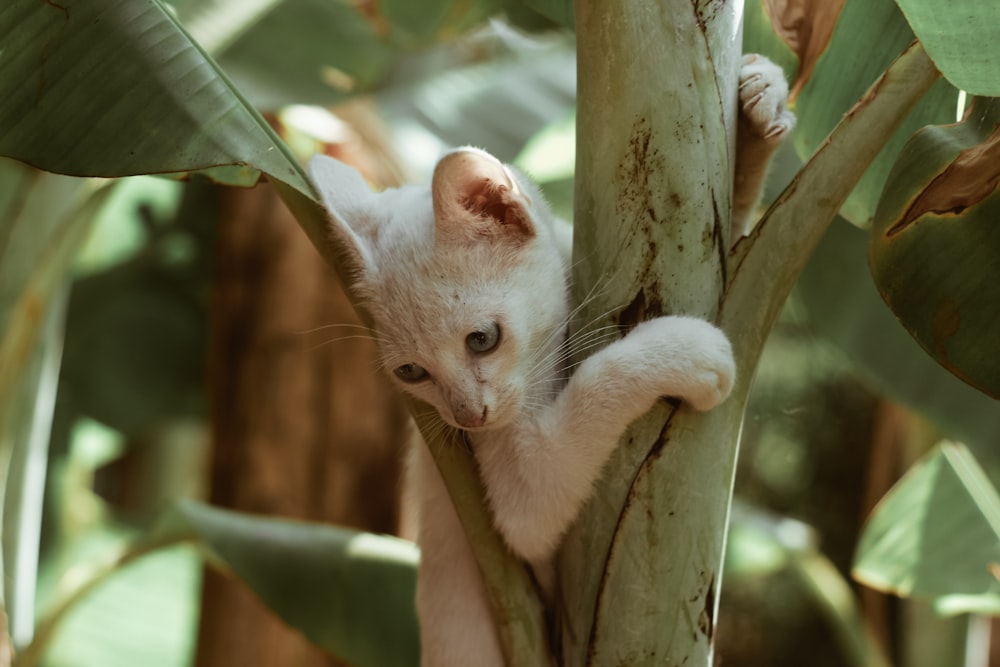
<box><xmin>869</xmin><ymin>98</ymin><xmax>1000</xmax><ymax>398</ymax></box>
<box><xmin>888</xmin><ymin>123</ymin><xmax>1000</xmax><ymax>235</ymax></box>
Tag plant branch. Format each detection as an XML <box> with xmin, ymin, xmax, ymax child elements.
<box><xmin>722</xmin><ymin>41</ymin><xmax>941</xmax><ymax>377</ymax></box>
<box><xmin>409</xmin><ymin>406</ymin><xmax>553</xmax><ymax>667</ymax></box>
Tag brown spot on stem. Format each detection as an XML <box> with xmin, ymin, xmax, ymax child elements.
<box><xmin>697</xmin><ymin>573</ymin><xmax>716</xmax><ymax>639</ymax></box>
<box><xmin>618</xmin><ymin>285</ymin><xmax>664</xmax><ymax>332</ymax></box>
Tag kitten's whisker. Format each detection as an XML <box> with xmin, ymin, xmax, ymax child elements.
<box><xmin>306</xmin><ymin>334</ymin><xmax>385</xmax><ymax>353</ymax></box>
<box><xmin>525</xmin><ymin>277</ymin><xmax>613</xmax><ymax>361</ymax></box>
<box><xmin>294</xmin><ymin>322</ymin><xmax>383</xmax><ymax>338</ymax></box>
<box><xmin>525</xmin><ymin>327</ymin><xmax>621</xmax><ymax>379</ymax></box>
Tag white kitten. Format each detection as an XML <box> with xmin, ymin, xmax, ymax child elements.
<box><xmin>309</xmin><ymin>54</ymin><xmax>792</xmax><ymax>667</ymax></box>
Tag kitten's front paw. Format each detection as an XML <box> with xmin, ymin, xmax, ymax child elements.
<box><xmin>680</xmin><ymin>321</ymin><xmax>735</xmax><ymax>411</ymax></box>
<box><xmin>739</xmin><ymin>54</ymin><xmax>796</xmax><ymax>142</ymax></box>
<box><xmin>631</xmin><ymin>317</ymin><xmax>735</xmax><ymax>412</ymax></box>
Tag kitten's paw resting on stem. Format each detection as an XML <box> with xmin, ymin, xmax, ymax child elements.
<box><xmin>625</xmin><ymin>317</ymin><xmax>735</xmax><ymax>412</ymax></box>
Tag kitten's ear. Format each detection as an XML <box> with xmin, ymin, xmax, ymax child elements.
<box><xmin>432</xmin><ymin>147</ymin><xmax>535</xmax><ymax>244</ymax></box>
<box><xmin>308</xmin><ymin>154</ymin><xmax>378</xmax><ymax>275</ymax></box>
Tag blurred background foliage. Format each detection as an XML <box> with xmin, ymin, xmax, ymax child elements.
<box><xmin>1</xmin><ymin>0</ymin><xmax>998</xmax><ymax>665</ymax></box>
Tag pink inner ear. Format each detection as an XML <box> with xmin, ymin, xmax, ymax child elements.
<box><xmin>463</xmin><ymin>179</ymin><xmax>522</xmax><ymax>227</ymax></box>
<box><xmin>433</xmin><ymin>149</ymin><xmax>535</xmax><ymax>241</ymax></box>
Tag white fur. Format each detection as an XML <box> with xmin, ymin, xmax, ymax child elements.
<box><xmin>308</xmin><ymin>55</ymin><xmax>792</xmax><ymax>667</ymax></box>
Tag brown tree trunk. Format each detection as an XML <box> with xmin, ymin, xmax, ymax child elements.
<box><xmin>197</xmin><ymin>174</ymin><xmax>408</xmax><ymax>667</ymax></box>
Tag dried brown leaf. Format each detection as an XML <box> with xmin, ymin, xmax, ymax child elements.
<box><xmin>763</xmin><ymin>0</ymin><xmax>846</xmax><ymax>99</ymax></box>
<box><xmin>890</xmin><ymin>124</ymin><xmax>1000</xmax><ymax>235</ymax></box>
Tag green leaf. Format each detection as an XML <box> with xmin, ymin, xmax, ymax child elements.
<box><xmin>22</xmin><ymin>504</ymin><xmax>420</xmax><ymax>666</ymax></box>
<box><xmin>791</xmin><ymin>0</ymin><xmax>958</xmax><ymax>228</ymax></box>
<box><xmin>381</xmin><ymin>0</ymin><xmax>501</xmax><ymax>44</ymax></box>
<box><xmin>181</xmin><ymin>0</ymin><xmax>399</xmax><ymax>110</ymax></box>
<box><xmin>167</xmin><ymin>0</ymin><xmax>518</xmax><ymax>110</ymax></box>
<box><xmin>513</xmin><ymin>0</ymin><xmax>573</xmax><ymax>28</ymax></box>
<box><xmin>853</xmin><ymin>442</ymin><xmax>1000</xmax><ymax>600</ymax></box>
<box><xmin>868</xmin><ymin>98</ymin><xmax>1000</xmax><ymax>398</ymax></box>
<box><xmin>172</xmin><ymin>501</ymin><xmax>420</xmax><ymax>667</ymax></box>
<box><xmin>795</xmin><ymin>218</ymin><xmax>1000</xmax><ymax>453</ymax></box>
<box><xmin>0</xmin><ymin>161</ymin><xmax>105</xmax><ymax>435</ymax></box>
<box><xmin>0</xmin><ymin>0</ymin><xmax>312</xmax><ymax>197</ymax></box>
<box><xmin>893</xmin><ymin>0</ymin><xmax>1000</xmax><ymax>96</ymax></box>
<box><xmin>0</xmin><ymin>159</ymin><xmax>110</xmax><ymax>655</ymax></box>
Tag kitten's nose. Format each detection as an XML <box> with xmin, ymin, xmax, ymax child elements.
<box><xmin>454</xmin><ymin>404</ymin><xmax>488</xmax><ymax>429</ymax></box>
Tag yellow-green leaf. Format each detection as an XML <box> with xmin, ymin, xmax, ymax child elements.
<box><xmin>854</xmin><ymin>442</ymin><xmax>1000</xmax><ymax>600</ymax></box>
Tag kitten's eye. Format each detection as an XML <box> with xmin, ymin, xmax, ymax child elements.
<box><xmin>466</xmin><ymin>322</ymin><xmax>501</xmax><ymax>354</ymax></box>
<box><xmin>394</xmin><ymin>363</ymin><xmax>428</xmax><ymax>382</ymax></box>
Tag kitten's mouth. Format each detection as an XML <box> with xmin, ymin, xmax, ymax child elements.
<box><xmin>451</xmin><ymin>411</ymin><xmax>520</xmax><ymax>433</ymax></box>
<box><xmin>448</xmin><ymin>408</ymin><xmax>511</xmax><ymax>432</ymax></box>
<box><xmin>447</xmin><ymin>396</ymin><xmax>520</xmax><ymax>431</ymax></box>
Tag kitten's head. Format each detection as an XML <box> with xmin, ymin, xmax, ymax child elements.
<box><xmin>309</xmin><ymin>147</ymin><xmax>569</xmax><ymax>431</ymax></box>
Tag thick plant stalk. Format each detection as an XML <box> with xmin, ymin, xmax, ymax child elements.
<box><xmin>561</xmin><ymin>1</ymin><xmax>740</xmax><ymax>664</ymax></box>
<box><xmin>564</xmin><ymin>1</ymin><xmax>940</xmax><ymax>664</ymax></box>
<box><xmin>722</xmin><ymin>42</ymin><xmax>941</xmax><ymax>362</ymax></box>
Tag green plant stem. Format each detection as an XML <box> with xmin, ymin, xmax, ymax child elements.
<box><xmin>410</xmin><ymin>407</ymin><xmax>553</xmax><ymax>667</ymax></box>
<box><xmin>791</xmin><ymin>552</ymin><xmax>892</xmax><ymax>667</ymax></box>
<box><xmin>722</xmin><ymin>41</ymin><xmax>941</xmax><ymax>372</ymax></box>
<box><xmin>564</xmin><ymin>0</ymin><xmax>740</xmax><ymax>664</ymax></box>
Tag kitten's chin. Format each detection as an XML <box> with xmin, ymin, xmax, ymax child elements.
<box><xmin>445</xmin><ymin>417</ymin><xmax>507</xmax><ymax>433</ymax></box>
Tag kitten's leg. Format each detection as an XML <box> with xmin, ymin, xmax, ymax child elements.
<box><xmin>733</xmin><ymin>54</ymin><xmax>796</xmax><ymax>237</ymax></box>
<box><xmin>475</xmin><ymin>316</ymin><xmax>734</xmax><ymax>563</ymax></box>
<box><xmin>410</xmin><ymin>440</ymin><xmax>504</xmax><ymax>667</ymax></box>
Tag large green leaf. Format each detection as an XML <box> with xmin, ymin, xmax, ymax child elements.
<box><xmin>174</xmin><ymin>0</ymin><xmax>399</xmax><ymax>110</ymax></box>
<box><xmin>171</xmin><ymin>501</ymin><xmax>420</xmax><ymax>667</ymax></box>
<box><xmin>0</xmin><ymin>0</ymin><xmax>311</xmax><ymax>196</ymax></box>
<box><xmin>24</xmin><ymin>503</ymin><xmax>419</xmax><ymax>667</ymax></box>
<box><xmin>0</xmin><ymin>167</ymin><xmax>105</xmax><ymax>640</ymax></box>
<box><xmin>868</xmin><ymin>98</ymin><xmax>1000</xmax><ymax>398</ymax></box>
<box><xmin>893</xmin><ymin>0</ymin><xmax>1000</xmax><ymax>96</ymax></box>
<box><xmin>788</xmin><ymin>0</ymin><xmax>958</xmax><ymax>229</ymax></box>
<box><xmin>796</xmin><ymin>219</ymin><xmax>1000</xmax><ymax>454</ymax></box>
<box><xmin>0</xmin><ymin>162</ymin><xmax>102</xmax><ymax>421</ymax></box>
<box><xmin>167</xmin><ymin>0</ymin><xmax>540</xmax><ymax>110</ymax></box>
<box><xmin>854</xmin><ymin>442</ymin><xmax>1000</xmax><ymax>603</ymax></box>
